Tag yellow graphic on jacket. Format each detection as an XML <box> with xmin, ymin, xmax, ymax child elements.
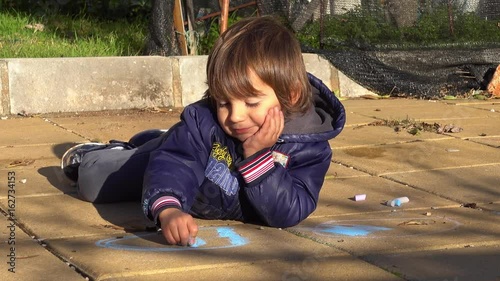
<box><xmin>210</xmin><ymin>142</ymin><xmax>233</xmax><ymax>168</ymax></box>
<box><xmin>205</xmin><ymin>142</ymin><xmax>238</xmax><ymax>196</ymax></box>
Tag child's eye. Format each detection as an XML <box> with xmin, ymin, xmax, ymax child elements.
<box><xmin>246</xmin><ymin>102</ymin><xmax>260</xmax><ymax>108</ymax></box>
<box><xmin>218</xmin><ymin>101</ymin><xmax>228</xmax><ymax>108</ymax></box>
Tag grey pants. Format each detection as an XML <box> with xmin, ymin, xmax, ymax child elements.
<box><xmin>77</xmin><ymin>136</ymin><xmax>165</xmax><ymax>203</ymax></box>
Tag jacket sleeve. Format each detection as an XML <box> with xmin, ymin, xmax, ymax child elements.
<box><xmin>141</xmin><ymin>106</ymin><xmax>212</xmax><ymax>223</ymax></box>
<box><xmin>236</xmin><ymin>141</ymin><xmax>332</xmax><ymax>228</ymax></box>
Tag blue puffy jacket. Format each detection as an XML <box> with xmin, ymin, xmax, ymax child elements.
<box><xmin>142</xmin><ymin>74</ymin><xmax>345</xmax><ymax>228</ymax></box>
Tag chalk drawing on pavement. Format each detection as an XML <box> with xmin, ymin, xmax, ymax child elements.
<box><xmin>315</xmin><ymin>224</ymin><xmax>392</xmax><ymax>237</ymax></box>
<box><xmin>95</xmin><ymin>226</ymin><xmax>248</xmax><ymax>252</ymax></box>
<box><xmin>310</xmin><ymin>217</ymin><xmax>461</xmax><ymax>239</ymax></box>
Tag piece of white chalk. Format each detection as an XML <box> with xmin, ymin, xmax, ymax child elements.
<box><xmin>354</xmin><ymin>194</ymin><xmax>366</xmax><ymax>201</ymax></box>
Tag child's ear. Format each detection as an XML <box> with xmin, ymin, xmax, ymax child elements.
<box><xmin>289</xmin><ymin>83</ymin><xmax>301</xmax><ymax>105</ymax></box>
<box><xmin>290</xmin><ymin>90</ymin><xmax>300</xmax><ymax>105</ymax></box>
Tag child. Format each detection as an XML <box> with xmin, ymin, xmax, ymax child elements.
<box><xmin>61</xmin><ymin>16</ymin><xmax>345</xmax><ymax>246</ymax></box>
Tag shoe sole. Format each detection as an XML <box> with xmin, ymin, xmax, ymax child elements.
<box><xmin>60</xmin><ymin>142</ymin><xmax>104</xmax><ymax>170</ymax></box>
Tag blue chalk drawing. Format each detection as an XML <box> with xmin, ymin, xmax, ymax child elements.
<box><xmin>189</xmin><ymin>238</ymin><xmax>207</xmax><ymax>248</ymax></box>
<box><xmin>316</xmin><ymin>225</ymin><xmax>392</xmax><ymax>237</ymax></box>
<box><xmin>95</xmin><ymin>226</ymin><xmax>248</xmax><ymax>252</ymax></box>
<box><xmin>310</xmin><ymin>217</ymin><xmax>462</xmax><ymax>239</ymax></box>
<box><xmin>217</xmin><ymin>227</ymin><xmax>248</xmax><ymax>245</ymax></box>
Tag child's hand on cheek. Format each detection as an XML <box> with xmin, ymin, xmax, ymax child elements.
<box><xmin>243</xmin><ymin>106</ymin><xmax>284</xmax><ymax>158</ymax></box>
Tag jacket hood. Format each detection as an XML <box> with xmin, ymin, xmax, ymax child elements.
<box><xmin>280</xmin><ymin>73</ymin><xmax>345</xmax><ymax>143</ymax></box>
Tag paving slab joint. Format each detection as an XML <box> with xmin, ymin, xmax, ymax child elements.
<box><xmin>0</xmin><ymin>60</ymin><xmax>11</xmax><ymax>115</ymax></box>
<box><xmin>41</xmin><ymin>116</ymin><xmax>92</xmax><ymax>142</ymax></box>
<box><xmin>378</xmin><ymin>173</ymin><xmax>467</xmax><ymax>206</ymax></box>
<box><xmin>0</xmin><ymin>207</ymin><xmax>92</xmax><ymax>280</ymax></box>
<box><xmin>171</xmin><ymin>58</ymin><xmax>183</xmax><ymax>108</ymax></box>
<box><xmin>41</xmin><ymin>241</ymin><xmax>93</xmax><ymax>281</ymax></box>
<box><xmin>331</xmin><ymin>159</ymin><xmax>377</xmax><ymax>177</ymax></box>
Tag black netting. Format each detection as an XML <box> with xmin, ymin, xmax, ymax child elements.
<box><xmin>147</xmin><ymin>0</ymin><xmax>500</xmax><ymax>97</ymax></box>
<box><xmin>144</xmin><ymin>0</ymin><xmax>180</xmax><ymax>56</ymax></box>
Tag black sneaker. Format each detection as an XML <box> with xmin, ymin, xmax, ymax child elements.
<box><xmin>60</xmin><ymin>143</ymin><xmax>108</xmax><ymax>182</ymax></box>
<box><xmin>128</xmin><ymin>129</ymin><xmax>168</xmax><ymax>147</ymax></box>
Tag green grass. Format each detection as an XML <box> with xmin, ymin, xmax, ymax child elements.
<box><xmin>0</xmin><ymin>11</ymin><xmax>148</xmax><ymax>58</ymax></box>
<box><xmin>297</xmin><ymin>5</ymin><xmax>500</xmax><ymax>50</ymax></box>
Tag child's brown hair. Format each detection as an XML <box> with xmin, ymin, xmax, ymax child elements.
<box><xmin>205</xmin><ymin>16</ymin><xmax>312</xmax><ymax>117</ymax></box>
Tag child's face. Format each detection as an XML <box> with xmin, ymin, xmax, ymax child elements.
<box><xmin>216</xmin><ymin>71</ymin><xmax>281</xmax><ymax>142</ymax></box>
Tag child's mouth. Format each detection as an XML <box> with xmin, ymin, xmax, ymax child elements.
<box><xmin>234</xmin><ymin>127</ymin><xmax>251</xmax><ymax>135</ymax></box>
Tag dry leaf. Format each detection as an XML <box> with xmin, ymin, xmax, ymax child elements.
<box><xmin>8</xmin><ymin>159</ymin><xmax>35</xmax><ymax>167</ymax></box>
<box><xmin>398</xmin><ymin>220</ymin><xmax>436</xmax><ymax>226</ymax></box>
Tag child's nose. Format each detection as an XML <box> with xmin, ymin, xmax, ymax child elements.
<box><xmin>229</xmin><ymin>105</ymin><xmax>246</xmax><ymax>122</ymax></box>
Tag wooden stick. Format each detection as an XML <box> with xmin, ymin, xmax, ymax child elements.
<box><xmin>173</xmin><ymin>0</ymin><xmax>188</xmax><ymax>55</ymax></box>
<box><xmin>220</xmin><ymin>0</ymin><xmax>230</xmax><ymax>33</ymax></box>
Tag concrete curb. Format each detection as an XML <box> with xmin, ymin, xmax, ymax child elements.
<box><xmin>0</xmin><ymin>54</ymin><xmax>375</xmax><ymax>115</ymax></box>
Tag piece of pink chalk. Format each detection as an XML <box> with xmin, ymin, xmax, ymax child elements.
<box><xmin>354</xmin><ymin>194</ymin><xmax>366</xmax><ymax>201</ymax></box>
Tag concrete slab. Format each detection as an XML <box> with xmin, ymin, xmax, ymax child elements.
<box><xmin>173</xmin><ymin>56</ymin><xmax>209</xmax><ymax>106</ymax></box>
<box><xmin>46</xmin><ymin>110</ymin><xmax>181</xmax><ymax>143</ymax></box>
<box><xmin>100</xmin><ymin>255</ymin><xmax>402</xmax><ymax>281</ymax></box>
<box><xmin>465</xmin><ymin>104</ymin><xmax>500</xmax><ymax>114</ymax></box>
<box><xmin>333</xmin><ymin>138</ymin><xmax>500</xmax><ymax>175</ymax></box>
<box><xmin>45</xmin><ymin>224</ymin><xmax>401</xmax><ymax>281</ymax></box>
<box><xmin>344</xmin><ymin>99</ymin><xmax>497</xmax><ymax>120</ymax></box>
<box><xmin>0</xmin><ymin>61</ymin><xmax>8</xmax><ymax>115</ymax></box>
<box><xmin>383</xmin><ymin>164</ymin><xmax>500</xmax><ymax>204</ymax></box>
<box><xmin>6</xmin><ymin>56</ymin><xmax>174</xmax><ymax>114</ymax></box>
<box><xmin>0</xmin><ymin>216</ymin><xmax>84</xmax><ymax>281</ymax></box>
<box><xmin>447</xmin><ymin>99</ymin><xmax>500</xmax><ymax>111</ymax></box>
<box><xmin>331</xmin><ymin>125</ymin><xmax>453</xmax><ymax>149</ymax></box>
<box><xmin>483</xmin><ymin>202</ymin><xmax>500</xmax><ymax>213</ymax></box>
<box><xmin>313</xmin><ymin>172</ymin><xmax>459</xmax><ymax>218</ymax></box>
<box><xmin>0</xmin><ymin>118</ymin><xmax>85</xmax><ymax>146</ymax></box>
<box><xmin>2</xmin><ymin>55</ymin><xmax>352</xmax><ymax>114</ymax></box>
<box><xmin>338</xmin><ymin>71</ymin><xmax>378</xmax><ymax>98</ymax></box>
<box><xmin>343</xmin><ymin>111</ymin><xmax>378</xmax><ymax>127</ymax></box>
<box><xmin>419</xmin><ymin>115</ymin><xmax>500</xmax><ymax>138</ymax></box>
<box><xmin>365</xmin><ymin>245</ymin><xmax>500</xmax><ymax>281</ymax></box>
<box><xmin>1</xmin><ymin>215</ymin><xmax>31</xmax><ymax>242</ymax></box>
<box><xmin>0</xmin><ymin>144</ymin><xmax>79</xmax><ymax>162</ymax></box>
<box><xmin>0</xmin><ymin>194</ymin><xmax>241</xmax><ymax>240</ymax></box>
<box><xmin>341</xmin><ymin>99</ymin><xmax>435</xmax><ymax>109</ymax></box>
<box><xmin>1</xmin><ymin>98</ymin><xmax>498</xmax><ymax>281</ymax></box>
<box><xmin>0</xmin><ymin>158</ymin><xmax>74</xmax><ymax>198</ymax></box>
<box><xmin>0</xmin><ymin>195</ymin><xmax>152</xmax><ymax>239</ymax></box>
<box><xmin>467</xmin><ymin>136</ymin><xmax>500</xmax><ymax>148</ymax></box>
<box><xmin>325</xmin><ymin>161</ymin><xmax>371</xmax><ymax>179</ymax></box>
<box><xmin>290</xmin><ymin>208</ymin><xmax>500</xmax><ymax>256</ymax></box>
<box><xmin>434</xmin><ymin>109</ymin><xmax>500</xmax><ymax>147</ymax></box>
